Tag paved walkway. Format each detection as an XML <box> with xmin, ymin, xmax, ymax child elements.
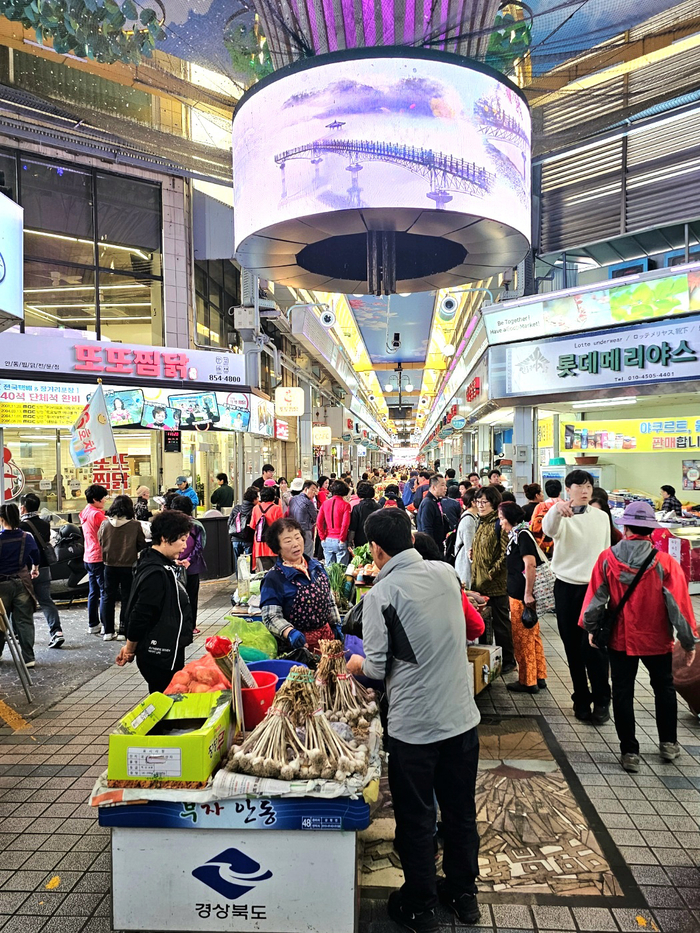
<box><xmin>0</xmin><ymin>586</ymin><xmax>699</xmax><ymax>932</ymax></box>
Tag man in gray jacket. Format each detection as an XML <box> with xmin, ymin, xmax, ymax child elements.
<box><xmin>347</xmin><ymin>509</ymin><xmax>480</xmax><ymax>933</ymax></box>
<box><xmin>287</xmin><ymin>480</ymin><xmax>318</xmax><ymax>555</ymax></box>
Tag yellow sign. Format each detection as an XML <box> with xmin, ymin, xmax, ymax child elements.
<box><xmin>0</xmin><ymin>402</ymin><xmax>85</xmax><ymax>427</ymax></box>
<box><xmin>561</xmin><ymin>417</ymin><xmax>700</xmax><ymax>454</ymax></box>
<box><xmin>537</xmin><ymin>417</ymin><xmax>554</xmax><ymax>447</ymax></box>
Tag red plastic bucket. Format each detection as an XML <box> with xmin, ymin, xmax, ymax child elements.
<box><xmin>241</xmin><ymin>670</ymin><xmax>278</xmax><ymax>729</ymax></box>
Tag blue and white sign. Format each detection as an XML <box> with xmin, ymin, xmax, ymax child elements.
<box><xmin>450</xmin><ymin>416</ymin><xmax>467</xmax><ymax>431</ymax></box>
<box><xmin>489</xmin><ymin>314</ymin><xmax>700</xmax><ymax>400</ymax></box>
<box><xmin>112</xmin><ymin>827</ymin><xmax>358</xmax><ymax>932</ymax></box>
<box><xmin>0</xmin><ymin>192</ymin><xmax>23</xmax><ymax>327</ymax></box>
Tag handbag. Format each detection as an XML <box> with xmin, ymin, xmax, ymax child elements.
<box><xmin>592</xmin><ymin>548</ymin><xmax>657</xmax><ymax>651</ymax></box>
<box><xmin>23</xmin><ymin>519</ymin><xmax>58</xmax><ymax>566</ymax></box>
<box><xmin>522</xmin><ymin>605</ymin><xmax>539</xmax><ymax>629</ymax></box>
<box><xmin>518</xmin><ymin>527</ymin><xmax>555</xmax><ymax>614</ymax></box>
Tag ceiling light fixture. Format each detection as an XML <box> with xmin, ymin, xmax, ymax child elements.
<box><xmin>443</xmin><ymin>344</ymin><xmax>456</xmax><ymax>357</ymax></box>
<box><xmin>405</xmin><ymin>381</ymin><xmax>414</xmax><ymax>393</ymax></box>
<box><xmin>384</xmin><ymin>382</ymin><xmax>393</xmax><ymax>393</ymax></box>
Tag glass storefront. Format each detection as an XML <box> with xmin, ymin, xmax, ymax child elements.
<box><xmin>0</xmin><ymin>149</ymin><xmax>163</xmax><ymax>344</ymax></box>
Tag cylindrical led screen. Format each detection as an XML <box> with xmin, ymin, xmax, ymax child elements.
<box><xmin>233</xmin><ymin>49</ymin><xmax>531</xmax><ymax>293</ymax></box>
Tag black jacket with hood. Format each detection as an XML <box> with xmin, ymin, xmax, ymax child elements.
<box><xmin>125</xmin><ymin>548</ymin><xmax>193</xmax><ymax>669</ymax></box>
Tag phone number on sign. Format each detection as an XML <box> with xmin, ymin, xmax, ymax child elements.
<box><xmin>207</xmin><ymin>375</ymin><xmax>242</xmax><ymax>383</ymax></box>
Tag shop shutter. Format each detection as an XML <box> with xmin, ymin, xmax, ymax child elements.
<box><xmin>539</xmin><ymin>138</ymin><xmax>624</xmax><ymax>254</ymax></box>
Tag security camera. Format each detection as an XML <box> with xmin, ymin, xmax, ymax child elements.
<box><xmin>320</xmin><ymin>309</ymin><xmax>336</xmax><ymax>328</ymax></box>
<box><xmin>391</xmin><ymin>332</ymin><xmax>401</xmax><ymax>349</ymax></box>
<box><xmin>439</xmin><ymin>295</ymin><xmax>459</xmax><ymax>319</ymax></box>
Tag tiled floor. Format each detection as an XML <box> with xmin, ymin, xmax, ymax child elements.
<box><xmin>1</xmin><ymin>588</ymin><xmax>700</xmax><ymax>932</ymax></box>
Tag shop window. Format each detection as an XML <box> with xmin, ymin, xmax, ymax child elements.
<box><xmin>96</xmin><ymin>173</ymin><xmax>162</xmax><ymax>278</ymax></box>
<box><xmin>5</xmin><ymin>148</ymin><xmax>163</xmax><ymax>340</ymax></box>
<box><xmin>97</xmin><ymin>271</ymin><xmax>163</xmax><ymax>346</ymax></box>
<box><xmin>24</xmin><ymin>260</ymin><xmax>96</xmax><ymax>332</ymax></box>
<box><xmin>194</xmin><ymin>259</ymin><xmax>241</xmax><ymax>350</ymax></box>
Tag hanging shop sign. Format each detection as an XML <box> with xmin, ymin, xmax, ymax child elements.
<box><xmin>341</xmin><ymin>432</ymin><xmax>352</xmax><ymax>443</ymax></box>
<box><xmin>352</xmin><ymin>433</ymin><xmax>363</xmax><ymax>445</ymax></box>
<box><xmin>274</xmin><ymin>385</ymin><xmax>304</xmax><ymax>417</ymax></box>
<box><xmin>312</xmin><ymin>424</ymin><xmax>332</xmax><ymax>446</ymax></box>
<box><xmin>465</xmin><ymin>377</ymin><xmax>481</xmax><ymax>402</ymax></box>
<box><xmin>0</xmin><ymin>331</ymin><xmax>245</xmax><ymax>386</ymax></box>
<box><xmin>274</xmin><ymin>419</ymin><xmax>289</xmax><ymax>441</ymax></box>
<box><xmin>439</xmin><ymin>426</ymin><xmax>454</xmax><ymax>438</ymax></box>
<box><xmin>0</xmin><ymin>379</ymin><xmax>88</xmax><ymax>427</ymax></box>
<box><xmin>450</xmin><ymin>415</ymin><xmax>467</xmax><ymax>431</ymax></box>
<box><xmin>489</xmin><ymin>314</ymin><xmax>700</xmax><ymax>399</ymax></box>
<box><xmin>562</xmin><ymin>418</ymin><xmax>700</xmax><ymax>453</ymax></box>
<box><xmin>483</xmin><ymin>264</ymin><xmax>700</xmax><ymax>346</ymax></box>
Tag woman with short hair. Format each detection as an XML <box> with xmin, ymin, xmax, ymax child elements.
<box><xmin>98</xmin><ymin>495</ymin><xmax>146</xmax><ymax>642</ymax></box>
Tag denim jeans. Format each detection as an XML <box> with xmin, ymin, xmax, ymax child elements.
<box><xmin>231</xmin><ymin>540</ymin><xmax>252</xmax><ymax>568</ymax></box>
<box><xmin>322</xmin><ymin>537</ymin><xmax>349</xmax><ymax>566</ymax></box>
<box><xmin>84</xmin><ymin>560</ymin><xmax>105</xmax><ymax>630</ymax></box>
<box><xmin>0</xmin><ymin>577</ymin><xmax>36</xmax><ymax>662</ymax></box>
<box><xmin>33</xmin><ymin>566</ymin><xmax>61</xmax><ymax>635</ymax></box>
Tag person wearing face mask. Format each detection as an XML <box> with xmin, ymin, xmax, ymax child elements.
<box><xmin>543</xmin><ymin>469</ymin><xmax>611</xmax><ymax>725</ymax></box>
<box><xmin>259</xmin><ymin>517</ymin><xmax>342</xmax><ymax>652</ymax></box>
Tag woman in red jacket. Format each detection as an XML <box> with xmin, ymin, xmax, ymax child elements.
<box><xmin>317</xmin><ymin>480</ymin><xmax>351</xmax><ymax>566</ymax></box>
<box><xmin>582</xmin><ymin>501</ymin><xmax>697</xmax><ymax>774</ymax></box>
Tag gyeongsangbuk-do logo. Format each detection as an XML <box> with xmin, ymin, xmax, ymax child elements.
<box><xmin>192</xmin><ymin>847</ymin><xmax>273</xmax><ymax>899</ymax></box>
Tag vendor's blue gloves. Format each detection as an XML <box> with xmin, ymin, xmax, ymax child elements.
<box><xmin>332</xmin><ymin>625</ymin><xmax>344</xmax><ymax>644</ymax></box>
<box><xmin>287</xmin><ymin>629</ymin><xmax>307</xmax><ymax>649</ymax></box>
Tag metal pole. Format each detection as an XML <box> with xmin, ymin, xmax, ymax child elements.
<box><xmin>55</xmin><ymin>430</ymin><xmax>63</xmax><ymax>512</ymax></box>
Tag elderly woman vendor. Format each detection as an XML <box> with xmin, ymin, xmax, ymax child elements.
<box><xmin>260</xmin><ymin>517</ymin><xmax>343</xmax><ymax>651</ymax></box>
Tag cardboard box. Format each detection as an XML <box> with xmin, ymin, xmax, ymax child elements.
<box><xmin>468</xmin><ymin>645</ymin><xmax>502</xmax><ymax>694</ymax></box>
<box><xmin>108</xmin><ymin>691</ymin><xmax>231</xmax><ymax>784</ymax></box>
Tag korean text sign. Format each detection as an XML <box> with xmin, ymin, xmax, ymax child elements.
<box><xmin>562</xmin><ymin>419</ymin><xmax>700</xmax><ymax>454</ymax></box>
<box><xmin>490</xmin><ymin>314</ymin><xmax>700</xmax><ymax>399</ymax></box>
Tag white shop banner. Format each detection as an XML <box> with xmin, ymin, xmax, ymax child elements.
<box><xmin>0</xmin><ymin>330</ymin><xmax>245</xmax><ymax>386</ymax></box>
<box><xmin>112</xmin><ymin>827</ymin><xmax>356</xmax><ymax>933</ymax></box>
<box><xmin>489</xmin><ymin>314</ymin><xmax>700</xmax><ymax>399</ymax></box>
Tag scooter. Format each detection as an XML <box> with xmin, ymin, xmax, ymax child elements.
<box><xmin>47</xmin><ymin>519</ymin><xmax>89</xmax><ymax>604</ymax></box>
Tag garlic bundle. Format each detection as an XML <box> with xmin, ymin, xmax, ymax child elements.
<box><xmin>315</xmin><ymin>640</ymin><xmax>378</xmax><ymax>725</ymax></box>
<box><xmin>227</xmin><ymin>666</ymin><xmax>368</xmax><ymax>782</ymax></box>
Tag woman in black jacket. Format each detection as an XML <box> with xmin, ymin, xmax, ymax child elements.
<box><xmin>115</xmin><ymin>510</ymin><xmax>193</xmax><ymax>694</ymax></box>
<box><xmin>348</xmin><ymin>481</ymin><xmax>380</xmax><ymax>548</ymax></box>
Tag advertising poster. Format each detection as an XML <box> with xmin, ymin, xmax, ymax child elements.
<box><xmin>216</xmin><ymin>392</ymin><xmax>251</xmax><ymax>432</ymax></box>
<box><xmin>0</xmin><ymin>380</ymin><xmax>87</xmax><ymax>427</ymax></box>
<box><xmin>562</xmin><ymin>418</ymin><xmax>700</xmax><ymax>453</ymax></box>
<box><xmin>250</xmin><ymin>399</ymin><xmax>275</xmax><ymax>437</ymax></box>
<box><xmin>104</xmin><ymin>389</ymin><xmax>145</xmax><ymax>427</ymax></box>
<box><xmin>683</xmin><ymin>460</ymin><xmax>700</xmax><ymax>491</ymax></box>
<box><xmin>169</xmin><ymin>392</ymin><xmax>221</xmax><ymax>427</ymax></box>
<box><xmin>141</xmin><ymin>403</ymin><xmax>182</xmax><ymax>431</ymax></box>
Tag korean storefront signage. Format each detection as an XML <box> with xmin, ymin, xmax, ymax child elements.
<box><xmin>0</xmin><ymin>379</ymin><xmax>88</xmax><ymax>427</ymax></box>
<box><xmin>484</xmin><ymin>263</ymin><xmax>700</xmax><ymax>346</ymax></box>
<box><xmin>312</xmin><ymin>424</ymin><xmax>332</xmax><ymax>446</ymax></box>
<box><xmin>250</xmin><ymin>398</ymin><xmax>274</xmax><ymax>437</ymax></box>
<box><xmin>274</xmin><ymin>386</ymin><xmax>304</xmax><ymax>417</ymax></box>
<box><xmin>562</xmin><ymin>418</ymin><xmax>700</xmax><ymax>453</ymax></box>
<box><xmin>0</xmin><ymin>331</ymin><xmax>245</xmax><ymax>386</ymax></box>
<box><xmin>465</xmin><ymin>377</ymin><xmax>481</xmax><ymax>402</ymax></box>
<box><xmin>489</xmin><ymin>314</ymin><xmax>700</xmax><ymax>399</ymax></box>
<box><xmin>0</xmin><ymin>193</ymin><xmax>23</xmax><ymax>325</ymax></box>
<box><xmin>274</xmin><ymin>419</ymin><xmax>289</xmax><ymax>441</ymax></box>
<box><xmin>92</xmin><ymin>455</ymin><xmax>129</xmax><ymax>492</ymax></box>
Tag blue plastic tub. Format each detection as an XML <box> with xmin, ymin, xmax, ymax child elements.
<box><xmin>247</xmin><ymin>659</ymin><xmax>307</xmax><ymax>691</ymax></box>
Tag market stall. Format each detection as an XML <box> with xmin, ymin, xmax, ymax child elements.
<box><xmin>92</xmin><ymin>636</ymin><xmax>381</xmax><ymax>933</ymax></box>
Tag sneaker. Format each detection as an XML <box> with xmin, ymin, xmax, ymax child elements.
<box><xmin>659</xmin><ymin>742</ymin><xmax>681</xmax><ymax>761</ymax></box>
<box><xmin>192</xmin><ymin>628</ymin><xmax>201</xmax><ymax>636</ymax></box>
<box><xmin>574</xmin><ymin>706</ymin><xmax>593</xmax><ymax>723</ymax></box>
<box><xmin>537</xmin><ymin>679</ymin><xmax>547</xmax><ymax>690</ymax></box>
<box><xmin>506</xmin><ymin>682</ymin><xmax>539</xmax><ymax>694</ymax></box>
<box><xmin>48</xmin><ymin>632</ymin><xmax>65</xmax><ymax>649</ymax></box>
<box><xmin>24</xmin><ymin>660</ymin><xmax>36</xmax><ymax>669</ymax></box>
<box><xmin>103</xmin><ymin>633</ymin><xmax>117</xmax><ymax>642</ymax></box>
<box><xmin>592</xmin><ymin>703</ymin><xmax>611</xmax><ymax>725</ymax></box>
<box><xmin>88</xmin><ymin>625</ymin><xmax>101</xmax><ymax>635</ymax></box>
<box><xmin>621</xmin><ymin>753</ymin><xmax>640</xmax><ymax>773</ymax></box>
<box><xmin>387</xmin><ymin>891</ymin><xmax>439</xmax><ymax>933</ymax></box>
<box><xmin>116</xmin><ymin>634</ymin><xmax>126</xmax><ymax>642</ymax></box>
<box><xmin>437</xmin><ymin>880</ymin><xmax>480</xmax><ymax>926</ymax></box>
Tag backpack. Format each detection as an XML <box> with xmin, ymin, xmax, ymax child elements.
<box><xmin>383</xmin><ymin>497</ymin><xmax>398</xmax><ymax>509</ymax></box>
<box><xmin>444</xmin><ymin>511</ymin><xmax>473</xmax><ymax>566</ymax></box>
<box><xmin>254</xmin><ymin>504</ymin><xmax>274</xmax><ymax>543</ymax></box>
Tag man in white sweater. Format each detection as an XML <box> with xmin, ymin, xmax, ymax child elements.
<box><xmin>542</xmin><ymin>469</ymin><xmax>611</xmax><ymax>725</ymax></box>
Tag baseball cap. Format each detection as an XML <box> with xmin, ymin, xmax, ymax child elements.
<box><xmin>175</xmin><ymin>475</ymin><xmax>188</xmax><ymax>484</ymax></box>
<box><xmin>621</xmin><ymin>501</ymin><xmax>661</xmax><ymax>529</ymax></box>
<box><xmin>264</xmin><ymin>479</ymin><xmax>277</xmax><ymax>487</ymax></box>
<box><xmin>290</xmin><ymin>478</ymin><xmax>305</xmax><ymax>492</ymax></box>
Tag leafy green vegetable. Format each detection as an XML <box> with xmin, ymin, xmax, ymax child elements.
<box><xmin>352</xmin><ymin>544</ymin><xmax>371</xmax><ymax>567</ymax></box>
